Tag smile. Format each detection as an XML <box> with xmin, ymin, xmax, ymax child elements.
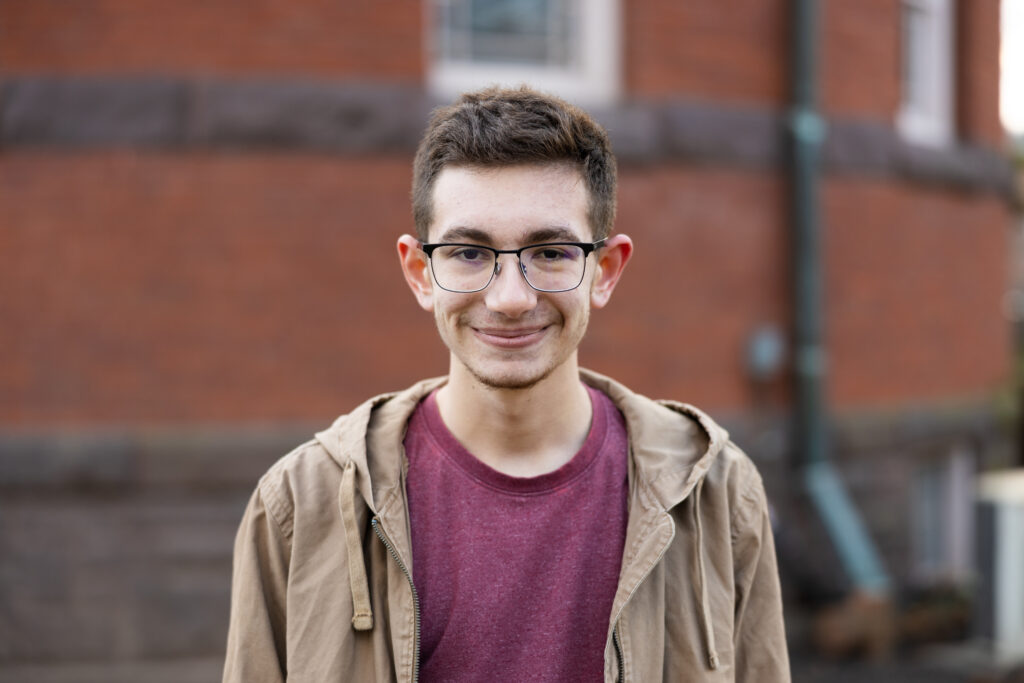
<box><xmin>472</xmin><ymin>326</ymin><xmax>548</xmax><ymax>349</ymax></box>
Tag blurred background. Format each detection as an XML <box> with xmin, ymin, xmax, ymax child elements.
<box><xmin>1</xmin><ymin>0</ymin><xmax>1023</xmax><ymax>681</ymax></box>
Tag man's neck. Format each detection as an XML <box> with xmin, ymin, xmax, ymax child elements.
<box><xmin>435</xmin><ymin>358</ymin><xmax>593</xmax><ymax>478</ymax></box>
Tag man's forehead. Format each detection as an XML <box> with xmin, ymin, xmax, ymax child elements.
<box><xmin>428</xmin><ymin>164</ymin><xmax>593</xmax><ymax>244</ymax></box>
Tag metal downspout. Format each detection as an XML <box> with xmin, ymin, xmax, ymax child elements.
<box><xmin>789</xmin><ymin>0</ymin><xmax>890</xmax><ymax>595</ymax></box>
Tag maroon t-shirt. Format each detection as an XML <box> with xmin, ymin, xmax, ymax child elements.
<box><xmin>404</xmin><ymin>385</ymin><xmax>629</xmax><ymax>682</ymax></box>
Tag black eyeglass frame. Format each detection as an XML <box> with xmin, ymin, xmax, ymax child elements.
<box><xmin>420</xmin><ymin>239</ymin><xmax>606</xmax><ymax>293</ymax></box>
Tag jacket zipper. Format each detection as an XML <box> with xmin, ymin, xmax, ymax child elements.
<box><xmin>371</xmin><ymin>517</ymin><xmax>421</xmax><ymax>683</ymax></box>
<box><xmin>612</xmin><ymin>625</ymin><xmax>624</xmax><ymax>683</ymax></box>
<box><xmin>609</xmin><ymin>518</ymin><xmax>676</xmax><ymax>683</ymax></box>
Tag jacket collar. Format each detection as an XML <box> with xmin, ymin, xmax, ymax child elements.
<box><xmin>315</xmin><ymin>369</ymin><xmax>729</xmax><ymax>515</ymax></box>
<box><xmin>578</xmin><ymin>368</ymin><xmax>730</xmax><ymax>511</ymax></box>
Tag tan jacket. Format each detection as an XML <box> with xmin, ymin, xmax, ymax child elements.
<box><xmin>223</xmin><ymin>370</ymin><xmax>790</xmax><ymax>682</ymax></box>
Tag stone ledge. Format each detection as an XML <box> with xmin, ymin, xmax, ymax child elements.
<box><xmin>1</xmin><ymin>399</ymin><xmax>1002</xmax><ymax>491</ymax></box>
<box><xmin>828</xmin><ymin>399</ymin><xmax>1003</xmax><ymax>458</ymax></box>
<box><xmin>0</xmin><ymin>424</ymin><xmax>317</xmax><ymax>491</ymax></box>
<box><xmin>824</xmin><ymin>117</ymin><xmax>1017</xmax><ymax>195</ymax></box>
<box><xmin>722</xmin><ymin>398</ymin><xmax>1000</xmax><ymax>459</ymax></box>
<box><xmin>0</xmin><ymin>77</ymin><xmax>1014</xmax><ymax>197</ymax></box>
<box><xmin>190</xmin><ymin>80</ymin><xmax>432</xmax><ymax>152</ymax></box>
<box><xmin>1</xmin><ymin>77</ymin><xmax>188</xmax><ymax>147</ymax></box>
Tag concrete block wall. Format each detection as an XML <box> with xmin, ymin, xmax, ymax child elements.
<box><xmin>0</xmin><ymin>428</ymin><xmax>299</xmax><ymax>680</ymax></box>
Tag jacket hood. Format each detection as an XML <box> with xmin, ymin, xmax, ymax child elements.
<box><xmin>314</xmin><ymin>368</ymin><xmax>730</xmax><ymax>515</ymax></box>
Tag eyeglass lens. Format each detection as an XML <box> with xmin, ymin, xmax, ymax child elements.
<box><xmin>430</xmin><ymin>244</ymin><xmax>587</xmax><ymax>292</ymax></box>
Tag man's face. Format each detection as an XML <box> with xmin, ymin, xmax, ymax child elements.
<box><xmin>420</xmin><ymin>163</ymin><xmax>597</xmax><ymax>390</ymax></box>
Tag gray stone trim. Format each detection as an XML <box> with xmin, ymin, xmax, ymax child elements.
<box><xmin>593</xmin><ymin>98</ymin><xmax>786</xmax><ymax>167</ymax></box>
<box><xmin>1</xmin><ymin>77</ymin><xmax>188</xmax><ymax>147</ymax></box>
<box><xmin>721</xmin><ymin>398</ymin><xmax>1002</xmax><ymax>467</ymax></box>
<box><xmin>0</xmin><ymin>76</ymin><xmax>1014</xmax><ymax>196</ymax></box>
<box><xmin>190</xmin><ymin>80</ymin><xmax>433</xmax><ymax>152</ymax></box>
<box><xmin>0</xmin><ymin>423</ymin><xmax>316</xmax><ymax>491</ymax></box>
<box><xmin>823</xmin><ymin>117</ymin><xmax>1017</xmax><ymax>196</ymax></box>
<box><xmin>827</xmin><ymin>400</ymin><xmax>1003</xmax><ymax>458</ymax></box>
<box><xmin>1</xmin><ymin>400</ymin><xmax>1002</xmax><ymax>491</ymax></box>
<box><xmin>0</xmin><ymin>77</ymin><xmax>433</xmax><ymax>152</ymax></box>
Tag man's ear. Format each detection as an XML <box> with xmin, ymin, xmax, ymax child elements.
<box><xmin>397</xmin><ymin>234</ymin><xmax>434</xmax><ymax>312</ymax></box>
<box><xmin>590</xmin><ymin>234</ymin><xmax>633</xmax><ymax>309</ymax></box>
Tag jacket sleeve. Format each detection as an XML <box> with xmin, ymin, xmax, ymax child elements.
<box><xmin>223</xmin><ymin>484</ymin><xmax>291</xmax><ymax>683</ymax></box>
<box><xmin>731</xmin><ymin>461</ymin><xmax>790</xmax><ymax>682</ymax></box>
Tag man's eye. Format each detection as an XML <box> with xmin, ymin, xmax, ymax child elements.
<box><xmin>452</xmin><ymin>247</ymin><xmax>488</xmax><ymax>262</ymax></box>
<box><xmin>537</xmin><ymin>247</ymin><xmax>572</xmax><ymax>260</ymax></box>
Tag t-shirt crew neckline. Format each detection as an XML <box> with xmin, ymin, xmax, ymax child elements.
<box><xmin>417</xmin><ymin>384</ymin><xmax>611</xmax><ymax>496</ymax></box>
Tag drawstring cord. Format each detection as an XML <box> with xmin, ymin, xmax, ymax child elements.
<box><xmin>692</xmin><ymin>480</ymin><xmax>720</xmax><ymax>670</ymax></box>
<box><xmin>340</xmin><ymin>460</ymin><xmax>374</xmax><ymax>631</ymax></box>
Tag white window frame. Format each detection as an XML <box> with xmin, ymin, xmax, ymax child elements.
<box><xmin>897</xmin><ymin>0</ymin><xmax>955</xmax><ymax>147</ymax></box>
<box><xmin>910</xmin><ymin>444</ymin><xmax>975</xmax><ymax>584</ymax></box>
<box><xmin>426</xmin><ymin>0</ymin><xmax>620</xmax><ymax>106</ymax></box>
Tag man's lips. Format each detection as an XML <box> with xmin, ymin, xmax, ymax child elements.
<box><xmin>472</xmin><ymin>325</ymin><xmax>548</xmax><ymax>348</ymax></box>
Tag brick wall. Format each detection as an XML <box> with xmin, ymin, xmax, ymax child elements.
<box><xmin>825</xmin><ymin>178</ymin><xmax>1010</xmax><ymax>407</ymax></box>
<box><xmin>957</xmin><ymin>0</ymin><xmax>1004</xmax><ymax>147</ymax></box>
<box><xmin>2</xmin><ymin>155</ymin><xmax>787</xmax><ymax>422</ymax></box>
<box><xmin>624</xmin><ymin>0</ymin><xmax>787</xmax><ymax>103</ymax></box>
<box><xmin>0</xmin><ymin>1</ymin><xmax>1015</xmax><ymax>676</ymax></box>
<box><xmin>597</xmin><ymin>167</ymin><xmax>789</xmax><ymax>410</ymax></box>
<box><xmin>2</xmin><ymin>153</ymin><xmax>1009</xmax><ymax>422</ymax></box>
<box><xmin>0</xmin><ymin>0</ymin><xmax>1006</xmax><ymax>142</ymax></box>
<box><xmin>821</xmin><ymin>0</ymin><xmax>901</xmax><ymax>120</ymax></box>
<box><xmin>0</xmin><ymin>0</ymin><xmax>424</xmax><ymax>80</ymax></box>
<box><xmin>0</xmin><ymin>152</ymin><xmax>443</xmax><ymax>424</ymax></box>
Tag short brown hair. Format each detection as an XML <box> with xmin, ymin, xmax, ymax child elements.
<box><xmin>411</xmin><ymin>86</ymin><xmax>617</xmax><ymax>241</ymax></box>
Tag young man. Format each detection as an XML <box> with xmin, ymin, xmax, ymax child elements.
<box><xmin>224</xmin><ymin>87</ymin><xmax>789</xmax><ymax>682</ymax></box>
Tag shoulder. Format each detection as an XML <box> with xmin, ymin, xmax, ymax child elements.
<box><xmin>591</xmin><ymin>370</ymin><xmax>769</xmax><ymax>526</ymax></box>
<box><xmin>708</xmin><ymin>441</ymin><xmax>770</xmax><ymax>537</ymax></box>
<box><xmin>255</xmin><ymin>439</ymin><xmax>343</xmax><ymax>539</ymax></box>
<box><xmin>581</xmin><ymin>369</ymin><xmax>718</xmax><ymax>463</ymax></box>
<box><xmin>708</xmin><ymin>439</ymin><xmax>766</xmax><ymax>492</ymax></box>
<box><xmin>250</xmin><ymin>377</ymin><xmax>447</xmax><ymax>535</ymax></box>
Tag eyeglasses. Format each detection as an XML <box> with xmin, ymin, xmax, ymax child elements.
<box><xmin>420</xmin><ymin>240</ymin><xmax>605</xmax><ymax>293</ymax></box>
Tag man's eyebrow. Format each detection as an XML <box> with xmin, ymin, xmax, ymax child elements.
<box><xmin>522</xmin><ymin>226</ymin><xmax>583</xmax><ymax>243</ymax></box>
<box><xmin>434</xmin><ymin>225</ymin><xmax>584</xmax><ymax>245</ymax></box>
<box><xmin>435</xmin><ymin>226</ymin><xmax>494</xmax><ymax>244</ymax></box>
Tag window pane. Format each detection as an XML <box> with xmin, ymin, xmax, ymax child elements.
<box><xmin>437</xmin><ymin>0</ymin><xmax>577</xmax><ymax>67</ymax></box>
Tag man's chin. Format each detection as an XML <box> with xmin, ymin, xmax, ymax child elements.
<box><xmin>467</xmin><ymin>362</ymin><xmax>556</xmax><ymax>392</ymax></box>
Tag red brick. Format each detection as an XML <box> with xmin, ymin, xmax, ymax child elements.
<box><xmin>0</xmin><ymin>152</ymin><xmax>444</xmax><ymax>424</ymax></box>
<box><xmin>957</xmin><ymin>0</ymin><xmax>1004</xmax><ymax>147</ymax></box>
<box><xmin>0</xmin><ymin>0</ymin><xmax>423</xmax><ymax>80</ymax></box>
<box><xmin>623</xmin><ymin>0</ymin><xmax>787</xmax><ymax>104</ymax></box>
<box><xmin>2</xmin><ymin>154</ymin><xmax>1010</xmax><ymax>423</ymax></box>
<box><xmin>821</xmin><ymin>0</ymin><xmax>901</xmax><ymax>121</ymax></box>
<box><xmin>824</xmin><ymin>177</ymin><xmax>1011</xmax><ymax>407</ymax></box>
<box><xmin>602</xmin><ymin>166</ymin><xmax>789</xmax><ymax>411</ymax></box>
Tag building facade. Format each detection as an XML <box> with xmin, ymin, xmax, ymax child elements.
<box><xmin>0</xmin><ymin>0</ymin><xmax>1014</xmax><ymax>676</ymax></box>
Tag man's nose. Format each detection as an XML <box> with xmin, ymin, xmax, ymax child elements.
<box><xmin>483</xmin><ymin>255</ymin><xmax>537</xmax><ymax>317</ymax></box>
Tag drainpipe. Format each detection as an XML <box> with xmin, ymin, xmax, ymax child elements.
<box><xmin>789</xmin><ymin>0</ymin><xmax>890</xmax><ymax>596</ymax></box>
